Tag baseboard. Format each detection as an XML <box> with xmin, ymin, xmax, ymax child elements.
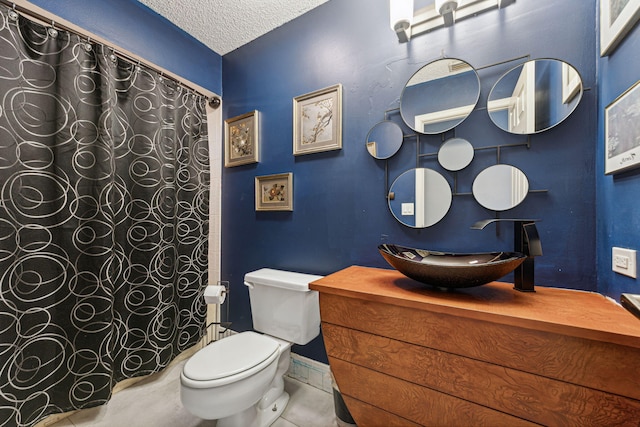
<box><xmin>286</xmin><ymin>353</ymin><xmax>333</xmax><ymax>394</ymax></box>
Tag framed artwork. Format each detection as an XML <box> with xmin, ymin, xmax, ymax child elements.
<box><xmin>605</xmin><ymin>80</ymin><xmax>640</xmax><ymax>174</ymax></box>
<box><xmin>293</xmin><ymin>84</ymin><xmax>342</xmax><ymax>155</ymax></box>
<box><xmin>225</xmin><ymin>110</ymin><xmax>259</xmax><ymax>167</ymax></box>
<box><xmin>600</xmin><ymin>0</ymin><xmax>640</xmax><ymax>56</ymax></box>
<box><xmin>255</xmin><ymin>173</ymin><xmax>293</xmax><ymax>211</ymax></box>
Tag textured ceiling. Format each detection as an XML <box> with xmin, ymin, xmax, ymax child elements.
<box><xmin>138</xmin><ymin>0</ymin><xmax>330</xmax><ymax>55</ymax></box>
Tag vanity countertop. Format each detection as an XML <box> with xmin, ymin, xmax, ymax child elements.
<box><xmin>309</xmin><ymin>265</ymin><xmax>640</xmax><ymax>349</ymax></box>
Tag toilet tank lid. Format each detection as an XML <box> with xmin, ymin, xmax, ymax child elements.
<box><xmin>183</xmin><ymin>332</ymin><xmax>279</xmax><ymax>381</ymax></box>
<box><xmin>244</xmin><ymin>268</ymin><xmax>323</xmax><ymax>292</ymax></box>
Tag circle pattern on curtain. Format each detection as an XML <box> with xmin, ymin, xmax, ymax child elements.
<box><xmin>0</xmin><ymin>6</ymin><xmax>210</xmax><ymax>426</ymax></box>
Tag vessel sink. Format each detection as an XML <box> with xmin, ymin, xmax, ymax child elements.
<box><xmin>378</xmin><ymin>244</ymin><xmax>526</xmax><ymax>289</ymax></box>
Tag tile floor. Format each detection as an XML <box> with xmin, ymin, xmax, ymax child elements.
<box><xmin>49</xmin><ymin>358</ymin><xmax>342</xmax><ymax>427</ymax></box>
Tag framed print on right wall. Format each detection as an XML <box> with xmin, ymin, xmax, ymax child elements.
<box><xmin>605</xmin><ymin>80</ymin><xmax>640</xmax><ymax>174</ymax></box>
<box><xmin>600</xmin><ymin>0</ymin><xmax>640</xmax><ymax>56</ymax></box>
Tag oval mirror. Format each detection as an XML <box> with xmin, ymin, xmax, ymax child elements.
<box><xmin>438</xmin><ymin>137</ymin><xmax>474</xmax><ymax>171</ymax></box>
<box><xmin>389</xmin><ymin>168</ymin><xmax>452</xmax><ymax>228</ymax></box>
<box><xmin>487</xmin><ymin>59</ymin><xmax>583</xmax><ymax>134</ymax></box>
<box><xmin>472</xmin><ymin>164</ymin><xmax>529</xmax><ymax>211</ymax></box>
<box><xmin>366</xmin><ymin>120</ymin><xmax>404</xmax><ymax>159</ymax></box>
<box><xmin>400</xmin><ymin>58</ymin><xmax>480</xmax><ymax>135</ymax></box>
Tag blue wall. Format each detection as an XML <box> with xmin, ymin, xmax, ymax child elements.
<box><xmin>222</xmin><ymin>0</ymin><xmax>598</xmax><ymax>363</ymax></box>
<box><xmin>597</xmin><ymin>12</ymin><xmax>640</xmax><ymax>297</ymax></box>
<box><xmin>28</xmin><ymin>0</ymin><xmax>640</xmax><ymax>366</ymax></box>
<box><xmin>27</xmin><ymin>0</ymin><xmax>222</xmax><ymax>95</ymax></box>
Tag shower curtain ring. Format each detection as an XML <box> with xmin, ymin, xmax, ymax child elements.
<box><xmin>8</xmin><ymin>3</ymin><xmax>18</xmax><ymax>21</ymax></box>
<box><xmin>48</xmin><ymin>21</ymin><xmax>58</xmax><ymax>38</ymax></box>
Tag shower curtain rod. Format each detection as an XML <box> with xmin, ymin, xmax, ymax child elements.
<box><xmin>3</xmin><ymin>0</ymin><xmax>220</xmax><ymax>104</ymax></box>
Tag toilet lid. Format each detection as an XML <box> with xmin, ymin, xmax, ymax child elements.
<box><xmin>183</xmin><ymin>332</ymin><xmax>280</xmax><ymax>381</ymax></box>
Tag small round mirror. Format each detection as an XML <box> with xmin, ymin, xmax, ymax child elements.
<box><xmin>472</xmin><ymin>164</ymin><xmax>529</xmax><ymax>211</ymax></box>
<box><xmin>389</xmin><ymin>168</ymin><xmax>452</xmax><ymax>228</ymax></box>
<box><xmin>487</xmin><ymin>59</ymin><xmax>583</xmax><ymax>134</ymax></box>
<box><xmin>366</xmin><ymin>120</ymin><xmax>404</xmax><ymax>159</ymax></box>
<box><xmin>400</xmin><ymin>58</ymin><xmax>480</xmax><ymax>135</ymax></box>
<box><xmin>438</xmin><ymin>137</ymin><xmax>474</xmax><ymax>171</ymax></box>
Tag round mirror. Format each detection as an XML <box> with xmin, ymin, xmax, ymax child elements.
<box><xmin>438</xmin><ymin>137</ymin><xmax>474</xmax><ymax>171</ymax></box>
<box><xmin>487</xmin><ymin>59</ymin><xmax>583</xmax><ymax>134</ymax></box>
<box><xmin>472</xmin><ymin>164</ymin><xmax>529</xmax><ymax>211</ymax></box>
<box><xmin>366</xmin><ymin>120</ymin><xmax>404</xmax><ymax>159</ymax></box>
<box><xmin>389</xmin><ymin>168</ymin><xmax>452</xmax><ymax>228</ymax></box>
<box><xmin>400</xmin><ymin>58</ymin><xmax>480</xmax><ymax>135</ymax></box>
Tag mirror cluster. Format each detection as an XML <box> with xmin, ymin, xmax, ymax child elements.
<box><xmin>366</xmin><ymin>57</ymin><xmax>583</xmax><ymax>228</ymax></box>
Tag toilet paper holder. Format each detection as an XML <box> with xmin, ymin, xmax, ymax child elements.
<box><xmin>204</xmin><ymin>281</ymin><xmax>232</xmax><ymax>342</ymax></box>
<box><xmin>204</xmin><ymin>282</ymin><xmax>228</xmax><ymax>305</ymax></box>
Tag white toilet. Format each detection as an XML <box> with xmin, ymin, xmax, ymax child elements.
<box><xmin>180</xmin><ymin>268</ymin><xmax>323</xmax><ymax>427</ymax></box>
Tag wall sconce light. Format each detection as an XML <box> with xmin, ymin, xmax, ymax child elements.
<box><xmin>389</xmin><ymin>0</ymin><xmax>414</xmax><ymax>43</ymax></box>
<box><xmin>435</xmin><ymin>0</ymin><xmax>460</xmax><ymax>26</ymax></box>
<box><xmin>391</xmin><ymin>0</ymin><xmax>516</xmax><ymax>43</ymax></box>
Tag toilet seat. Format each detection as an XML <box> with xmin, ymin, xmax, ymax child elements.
<box><xmin>182</xmin><ymin>332</ymin><xmax>280</xmax><ymax>388</ymax></box>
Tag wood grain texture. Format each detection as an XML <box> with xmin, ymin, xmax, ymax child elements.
<box><xmin>312</xmin><ymin>266</ymin><xmax>640</xmax><ymax>426</ymax></box>
<box><xmin>316</xmin><ymin>283</ymin><xmax>640</xmax><ymax>400</ymax></box>
<box><xmin>341</xmin><ymin>396</ymin><xmax>422</xmax><ymax>427</ymax></box>
<box><xmin>331</xmin><ymin>358</ymin><xmax>539</xmax><ymax>427</ymax></box>
<box><xmin>309</xmin><ymin>266</ymin><xmax>640</xmax><ymax>347</ymax></box>
<box><xmin>324</xmin><ymin>323</ymin><xmax>640</xmax><ymax>426</ymax></box>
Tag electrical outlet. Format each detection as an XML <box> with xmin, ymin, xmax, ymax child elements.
<box><xmin>612</xmin><ymin>247</ymin><xmax>637</xmax><ymax>278</ymax></box>
<box><xmin>614</xmin><ymin>254</ymin><xmax>629</xmax><ymax>269</ymax></box>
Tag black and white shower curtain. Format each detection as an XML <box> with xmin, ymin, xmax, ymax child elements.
<box><xmin>0</xmin><ymin>5</ymin><xmax>210</xmax><ymax>426</ymax></box>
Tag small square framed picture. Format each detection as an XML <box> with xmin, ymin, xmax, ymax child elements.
<box><xmin>225</xmin><ymin>110</ymin><xmax>259</xmax><ymax>167</ymax></box>
<box><xmin>293</xmin><ymin>84</ymin><xmax>342</xmax><ymax>155</ymax></box>
<box><xmin>255</xmin><ymin>173</ymin><xmax>293</xmax><ymax>211</ymax></box>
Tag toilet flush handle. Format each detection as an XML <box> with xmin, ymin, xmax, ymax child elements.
<box><xmin>243</xmin><ymin>281</ymin><xmax>254</xmax><ymax>289</ymax></box>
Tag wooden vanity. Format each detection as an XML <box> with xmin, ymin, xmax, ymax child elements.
<box><xmin>309</xmin><ymin>266</ymin><xmax>640</xmax><ymax>426</ymax></box>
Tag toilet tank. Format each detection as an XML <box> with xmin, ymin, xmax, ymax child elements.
<box><xmin>244</xmin><ymin>268</ymin><xmax>323</xmax><ymax>345</ymax></box>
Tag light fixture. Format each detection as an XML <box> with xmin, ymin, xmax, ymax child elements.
<box><xmin>435</xmin><ymin>0</ymin><xmax>462</xmax><ymax>26</ymax></box>
<box><xmin>389</xmin><ymin>0</ymin><xmax>414</xmax><ymax>43</ymax></box>
<box><xmin>391</xmin><ymin>0</ymin><xmax>516</xmax><ymax>43</ymax></box>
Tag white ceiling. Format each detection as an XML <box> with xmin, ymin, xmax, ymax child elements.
<box><xmin>138</xmin><ymin>0</ymin><xmax>330</xmax><ymax>55</ymax></box>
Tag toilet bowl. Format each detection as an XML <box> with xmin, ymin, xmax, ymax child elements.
<box><xmin>180</xmin><ymin>268</ymin><xmax>323</xmax><ymax>427</ymax></box>
<box><xmin>180</xmin><ymin>331</ymin><xmax>291</xmax><ymax>427</ymax></box>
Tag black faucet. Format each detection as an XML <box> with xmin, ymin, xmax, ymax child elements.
<box><xmin>471</xmin><ymin>219</ymin><xmax>543</xmax><ymax>292</ymax></box>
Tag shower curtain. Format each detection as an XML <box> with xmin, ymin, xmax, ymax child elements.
<box><xmin>0</xmin><ymin>5</ymin><xmax>209</xmax><ymax>427</ymax></box>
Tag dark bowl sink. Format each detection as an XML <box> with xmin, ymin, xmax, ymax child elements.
<box><xmin>378</xmin><ymin>244</ymin><xmax>526</xmax><ymax>289</ymax></box>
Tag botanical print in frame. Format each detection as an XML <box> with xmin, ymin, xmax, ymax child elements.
<box><xmin>255</xmin><ymin>173</ymin><xmax>293</xmax><ymax>211</ymax></box>
<box><xmin>225</xmin><ymin>110</ymin><xmax>259</xmax><ymax>167</ymax></box>
<box><xmin>600</xmin><ymin>0</ymin><xmax>640</xmax><ymax>56</ymax></box>
<box><xmin>605</xmin><ymin>80</ymin><xmax>640</xmax><ymax>174</ymax></box>
<box><xmin>293</xmin><ymin>84</ymin><xmax>342</xmax><ymax>155</ymax></box>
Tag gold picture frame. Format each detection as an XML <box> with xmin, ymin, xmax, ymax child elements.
<box><xmin>225</xmin><ymin>110</ymin><xmax>259</xmax><ymax>167</ymax></box>
<box><xmin>255</xmin><ymin>173</ymin><xmax>293</xmax><ymax>211</ymax></box>
<box><xmin>293</xmin><ymin>84</ymin><xmax>342</xmax><ymax>156</ymax></box>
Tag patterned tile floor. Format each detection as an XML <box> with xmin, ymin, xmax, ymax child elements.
<box><xmin>49</xmin><ymin>358</ymin><xmax>341</xmax><ymax>427</ymax></box>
